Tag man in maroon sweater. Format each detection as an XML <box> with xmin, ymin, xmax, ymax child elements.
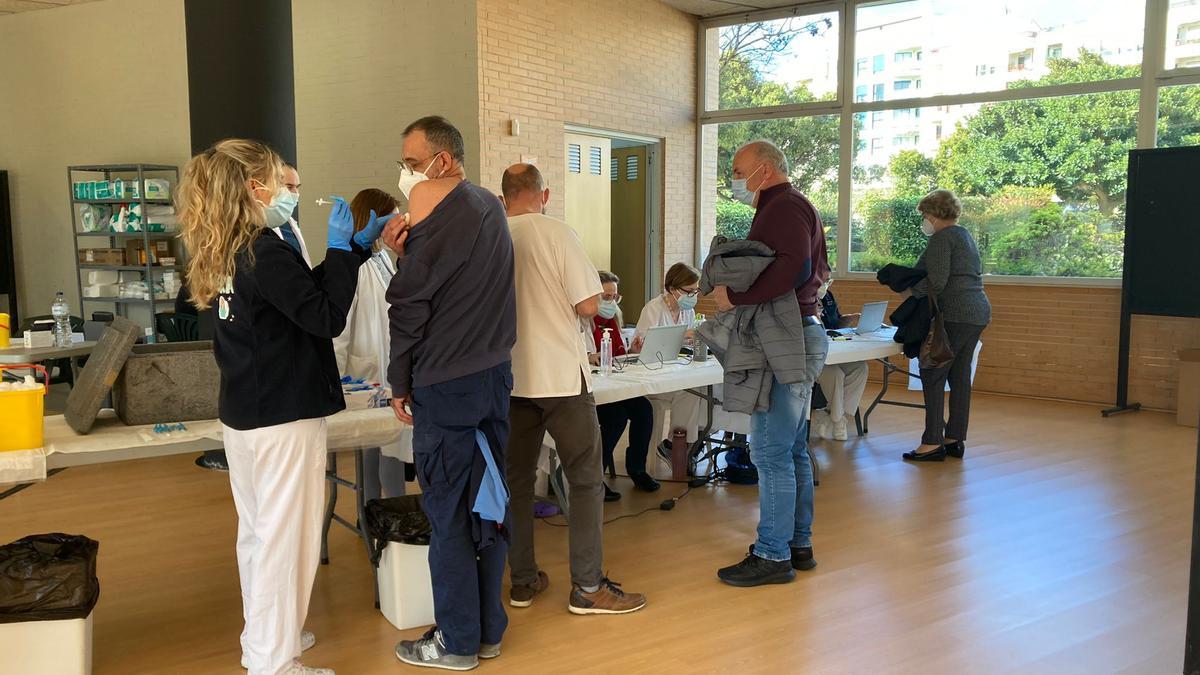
<box><xmin>711</xmin><ymin>140</ymin><xmax>831</xmax><ymax>587</ymax></box>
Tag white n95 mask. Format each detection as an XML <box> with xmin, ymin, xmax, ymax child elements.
<box><xmin>920</xmin><ymin>218</ymin><xmax>936</xmax><ymax>237</ymax></box>
<box><xmin>397</xmin><ymin>154</ymin><xmax>446</xmax><ymax>200</ymax></box>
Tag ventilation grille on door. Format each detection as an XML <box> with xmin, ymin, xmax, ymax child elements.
<box><xmin>611</xmin><ymin>156</ymin><xmax>618</xmax><ymax>181</ymax></box>
<box><xmin>626</xmin><ymin>155</ymin><xmax>639</xmax><ymax>181</ymax></box>
<box><xmin>568</xmin><ymin>144</ymin><xmax>581</xmax><ymax>173</ymax></box>
<box><xmin>589</xmin><ymin>147</ymin><xmax>602</xmax><ymax>175</ymax></box>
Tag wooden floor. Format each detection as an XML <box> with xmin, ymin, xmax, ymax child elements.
<box><xmin>3</xmin><ymin>387</ymin><xmax>1196</xmax><ymax>674</ymax></box>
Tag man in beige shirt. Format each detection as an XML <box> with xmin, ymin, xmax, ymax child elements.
<box><xmin>502</xmin><ymin>163</ymin><xmax>647</xmax><ymax>616</ymax></box>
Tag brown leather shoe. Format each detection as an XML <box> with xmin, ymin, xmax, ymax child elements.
<box><xmin>510</xmin><ymin>570</ymin><xmax>549</xmax><ymax>608</ymax></box>
<box><xmin>568</xmin><ymin>578</ymin><xmax>647</xmax><ymax>615</ymax></box>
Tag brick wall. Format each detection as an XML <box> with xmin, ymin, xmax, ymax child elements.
<box><xmin>475</xmin><ymin>0</ymin><xmax>697</xmax><ymax>263</ymax></box>
<box><xmin>699</xmin><ymin>280</ymin><xmax>1200</xmax><ymax>412</ymax></box>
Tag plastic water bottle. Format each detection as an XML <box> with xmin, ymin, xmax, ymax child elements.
<box><xmin>600</xmin><ymin>328</ymin><xmax>614</xmax><ymax>377</ymax></box>
<box><xmin>51</xmin><ymin>292</ymin><xmax>71</xmax><ymax>347</ymax></box>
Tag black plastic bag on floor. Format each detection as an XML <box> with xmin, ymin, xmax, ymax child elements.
<box><xmin>0</xmin><ymin>534</ymin><xmax>99</xmax><ymax>624</ymax></box>
<box><xmin>366</xmin><ymin>495</ymin><xmax>431</xmax><ymax>545</ymax></box>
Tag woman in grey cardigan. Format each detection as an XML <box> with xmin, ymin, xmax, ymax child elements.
<box><xmin>903</xmin><ymin>189</ymin><xmax>991</xmax><ymax>462</ymax></box>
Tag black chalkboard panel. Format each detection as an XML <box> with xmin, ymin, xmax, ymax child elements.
<box><xmin>1124</xmin><ymin>147</ymin><xmax>1200</xmax><ymax>318</ymax></box>
<box><xmin>0</xmin><ymin>170</ymin><xmax>17</xmax><ymax>329</ymax></box>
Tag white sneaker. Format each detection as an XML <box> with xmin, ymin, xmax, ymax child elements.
<box><xmin>810</xmin><ymin>409</ymin><xmax>832</xmax><ymax>439</ymax></box>
<box><xmin>831</xmin><ymin>416</ymin><xmax>848</xmax><ymax>441</ymax></box>
<box><xmin>243</xmin><ymin>631</ymin><xmax>316</xmax><ymax>669</ymax></box>
<box><xmin>284</xmin><ymin>663</ymin><xmax>333</xmax><ymax>675</ymax></box>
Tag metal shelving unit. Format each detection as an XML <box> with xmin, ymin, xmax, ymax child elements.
<box><xmin>67</xmin><ymin>163</ymin><xmax>181</xmax><ymax>330</ymax></box>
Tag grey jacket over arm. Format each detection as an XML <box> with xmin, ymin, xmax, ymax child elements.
<box><xmin>696</xmin><ymin>236</ymin><xmax>811</xmax><ymax>415</ymax></box>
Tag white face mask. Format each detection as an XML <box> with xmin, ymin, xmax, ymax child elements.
<box><xmin>253</xmin><ymin>182</ymin><xmax>298</xmax><ymax>229</ymax></box>
<box><xmin>921</xmin><ymin>217</ymin><xmax>936</xmax><ymax>237</ymax></box>
<box><xmin>731</xmin><ymin>163</ymin><xmax>766</xmax><ymax>206</ymax></box>
<box><xmin>397</xmin><ymin>154</ymin><xmax>446</xmax><ymax>200</ymax></box>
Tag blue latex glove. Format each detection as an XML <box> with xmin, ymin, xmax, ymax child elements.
<box><xmin>352</xmin><ymin>209</ymin><xmax>395</xmax><ymax>249</ymax></box>
<box><xmin>326</xmin><ymin>196</ymin><xmax>353</xmax><ymax>251</ymax></box>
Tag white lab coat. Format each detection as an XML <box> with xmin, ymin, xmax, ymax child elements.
<box><xmin>332</xmin><ymin>251</ymin><xmax>413</xmax><ymax>462</ymax></box>
<box><xmin>271</xmin><ymin>218</ymin><xmax>312</xmax><ymax>268</ymax></box>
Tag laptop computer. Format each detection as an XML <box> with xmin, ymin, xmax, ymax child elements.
<box><xmin>847</xmin><ymin>301</ymin><xmax>888</xmax><ymax>335</ymax></box>
<box><xmin>621</xmin><ymin>324</ymin><xmax>687</xmax><ymax>366</ymax></box>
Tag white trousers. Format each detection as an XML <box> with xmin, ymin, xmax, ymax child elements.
<box><xmin>648</xmin><ymin>390</ymin><xmax>702</xmax><ymax>443</ymax></box>
<box><xmin>816</xmin><ymin>361</ymin><xmax>870</xmax><ymax>421</ymax></box>
<box><xmin>224</xmin><ymin>418</ymin><xmax>327</xmax><ymax>675</ymax></box>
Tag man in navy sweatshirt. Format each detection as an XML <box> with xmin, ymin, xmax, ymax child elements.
<box><xmin>385</xmin><ymin>116</ymin><xmax>517</xmax><ymax>670</ymax></box>
<box><xmin>711</xmin><ymin>139</ymin><xmax>831</xmax><ymax>588</ymax></box>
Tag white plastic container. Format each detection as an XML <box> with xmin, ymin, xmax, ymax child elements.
<box><xmin>0</xmin><ymin>612</ymin><xmax>92</xmax><ymax>675</ymax></box>
<box><xmin>377</xmin><ymin>542</ymin><xmax>435</xmax><ymax>630</ymax></box>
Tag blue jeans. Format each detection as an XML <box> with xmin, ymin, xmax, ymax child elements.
<box><xmin>750</xmin><ymin>324</ymin><xmax>828</xmax><ymax>561</ymax></box>
<box><xmin>411</xmin><ymin>362</ymin><xmax>513</xmax><ymax>656</ymax></box>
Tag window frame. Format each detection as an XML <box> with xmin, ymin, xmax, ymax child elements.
<box><xmin>697</xmin><ymin>0</ymin><xmax>1198</xmax><ymax>287</ymax></box>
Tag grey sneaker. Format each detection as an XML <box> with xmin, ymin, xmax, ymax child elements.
<box><xmin>395</xmin><ymin>628</ymin><xmax>478</xmax><ymax>671</ymax></box>
<box><xmin>478</xmin><ymin>643</ymin><xmax>500</xmax><ymax>659</ymax></box>
<box><xmin>243</xmin><ymin>630</ymin><xmax>316</xmax><ymax>669</ymax></box>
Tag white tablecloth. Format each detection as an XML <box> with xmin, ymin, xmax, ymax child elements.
<box><xmin>825</xmin><ymin>327</ymin><xmax>903</xmax><ymax>366</ymax></box>
<box><xmin>0</xmin><ymin>408</ymin><xmax>405</xmax><ymax>485</ymax></box>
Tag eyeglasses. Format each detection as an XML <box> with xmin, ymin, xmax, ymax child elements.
<box><xmin>677</xmin><ymin>288</ymin><xmax>700</xmax><ymax>297</ymax></box>
<box><xmin>602</xmin><ymin>294</ymin><xmax>622</xmax><ymax>303</ymax></box>
<box><xmin>395</xmin><ymin>154</ymin><xmax>440</xmax><ymax>177</ymax></box>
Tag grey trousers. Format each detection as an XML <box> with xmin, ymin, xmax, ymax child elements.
<box><xmin>506</xmin><ymin>379</ymin><xmax>604</xmax><ymax>589</ymax></box>
<box><xmin>920</xmin><ymin>321</ymin><xmax>986</xmax><ymax>445</ymax></box>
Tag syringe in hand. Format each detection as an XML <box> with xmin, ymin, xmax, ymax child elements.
<box><xmin>315</xmin><ymin>197</ymin><xmax>339</xmax><ymax>206</ymax></box>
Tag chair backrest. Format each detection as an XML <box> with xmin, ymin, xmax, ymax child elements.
<box><xmin>156</xmin><ymin>312</ymin><xmax>202</xmax><ymax>342</ymax></box>
<box><xmin>155</xmin><ymin>312</ymin><xmax>183</xmax><ymax>343</ymax></box>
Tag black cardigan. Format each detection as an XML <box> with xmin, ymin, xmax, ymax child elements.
<box><xmin>877</xmin><ymin>263</ymin><xmax>931</xmax><ymax>358</ymax></box>
<box><xmin>212</xmin><ymin>232</ymin><xmax>369</xmax><ymax>430</ymax></box>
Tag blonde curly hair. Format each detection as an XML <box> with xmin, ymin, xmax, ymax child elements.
<box><xmin>176</xmin><ymin>139</ymin><xmax>282</xmax><ymax>309</ymax></box>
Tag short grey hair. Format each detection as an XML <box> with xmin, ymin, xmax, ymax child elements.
<box><xmin>739</xmin><ymin>139</ymin><xmax>789</xmax><ymax>175</ymax></box>
<box><xmin>918</xmin><ymin>189</ymin><xmax>962</xmax><ymax>220</ymax></box>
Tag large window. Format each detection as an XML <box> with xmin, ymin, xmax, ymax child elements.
<box><xmin>1167</xmin><ymin>1</ymin><xmax>1200</xmax><ymax>69</ymax></box>
<box><xmin>850</xmin><ymin>94</ymin><xmax>1137</xmax><ymax>276</ymax></box>
<box><xmin>710</xmin><ymin>9</ymin><xmax>840</xmax><ymax>110</ymax></box>
<box><xmin>699</xmin><ymin>116</ymin><xmax>841</xmax><ymax>265</ymax></box>
<box><xmin>700</xmin><ymin>1</ymin><xmax>1200</xmax><ymax>282</ymax></box>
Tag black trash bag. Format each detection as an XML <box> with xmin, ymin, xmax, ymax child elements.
<box><xmin>0</xmin><ymin>534</ymin><xmax>100</xmax><ymax>624</ymax></box>
<box><xmin>366</xmin><ymin>495</ymin><xmax>431</xmax><ymax>545</ymax></box>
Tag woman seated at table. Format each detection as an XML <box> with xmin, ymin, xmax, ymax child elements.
<box><xmin>811</xmin><ymin>279</ymin><xmax>869</xmax><ymax>442</ymax></box>
<box><xmin>633</xmin><ymin>262</ymin><xmax>703</xmax><ymax>461</ymax></box>
<box><xmin>589</xmin><ymin>271</ymin><xmax>660</xmax><ymax>501</ymax></box>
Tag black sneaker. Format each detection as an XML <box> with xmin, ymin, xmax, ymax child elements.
<box><xmin>717</xmin><ymin>552</ymin><xmax>795</xmax><ymax>587</ymax></box>
<box><xmin>603</xmin><ymin>482</ymin><xmax>622</xmax><ymax>502</ymax></box>
<box><xmin>655</xmin><ymin>440</ymin><xmax>672</xmax><ymax>464</ymax></box>
<box><xmin>194</xmin><ymin>450</ymin><xmax>229</xmax><ymax>472</ymax></box>
<box><xmin>629</xmin><ymin>471</ymin><xmax>661</xmax><ymax>493</ymax></box>
<box><xmin>790</xmin><ymin>546</ymin><xmax>817</xmax><ymax>571</ymax></box>
<box><xmin>747</xmin><ymin>544</ymin><xmax>817</xmax><ymax>571</ymax></box>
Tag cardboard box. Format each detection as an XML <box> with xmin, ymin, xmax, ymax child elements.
<box><xmin>78</xmin><ymin>248</ymin><xmax>125</xmax><ymax>266</ymax></box>
<box><xmin>124</xmin><ymin>239</ymin><xmax>176</xmax><ymax>266</ymax></box>
<box><xmin>1179</xmin><ymin>349</ymin><xmax>1200</xmax><ymax>428</ymax></box>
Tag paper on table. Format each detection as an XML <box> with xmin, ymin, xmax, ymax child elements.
<box><xmin>0</xmin><ymin>449</ymin><xmax>47</xmax><ymax>486</ymax></box>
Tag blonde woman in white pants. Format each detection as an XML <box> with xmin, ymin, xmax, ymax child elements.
<box><xmin>177</xmin><ymin>139</ymin><xmax>391</xmax><ymax>675</ymax></box>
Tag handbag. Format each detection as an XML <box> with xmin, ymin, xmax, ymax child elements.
<box><xmin>919</xmin><ymin>295</ymin><xmax>954</xmax><ymax>369</ymax></box>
